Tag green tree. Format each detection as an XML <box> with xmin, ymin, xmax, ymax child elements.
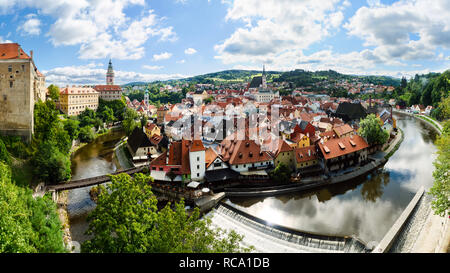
<box><xmin>34</xmin><ymin>100</ymin><xmax>59</xmax><ymax>142</ymax></box>
<box><xmin>123</xmin><ymin>108</ymin><xmax>139</xmax><ymax>135</ymax></box>
<box><xmin>0</xmin><ymin>139</ymin><xmax>11</xmax><ymax>165</ymax></box>
<box><xmin>81</xmin><ymin>173</ymin><xmax>251</xmax><ymax>253</ymax></box>
<box><xmin>0</xmin><ymin>162</ymin><xmax>66</xmax><ymax>253</ymax></box>
<box><xmin>358</xmin><ymin>114</ymin><xmax>390</xmax><ymax>145</ymax></box>
<box><xmin>47</xmin><ymin>84</ymin><xmax>60</xmax><ymax>101</ymax></box>
<box><xmin>270</xmin><ymin>162</ymin><xmax>292</xmax><ymax>183</ymax></box>
<box><xmin>429</xmin><ymin>121</ymin><xmax>450</xmax><ymax>217</ymax></box>
<box><xmin>63</xmin><ymin>118</ymin><xmax>80</xmax><ymax>141</ymax></box>
<box><xmin>79</xmin><ymin>126</ymin><xmax>95</xmax><ymax>143</ymax></box>
<box><xmin>31</xmin><ymin>141</ymin><xmax>71</xmax><ymax>184</ymax></box>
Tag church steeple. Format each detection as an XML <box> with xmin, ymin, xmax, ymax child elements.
<box><xmin>106</xmin><ymin>59</ymin><xmax>115</xmax><ymax>85</ymax></box>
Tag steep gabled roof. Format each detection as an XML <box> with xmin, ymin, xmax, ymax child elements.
<box><xmin>127</xmin><ymin>127</ymin><xmax>152</xmax><ymax>154</ymax></box>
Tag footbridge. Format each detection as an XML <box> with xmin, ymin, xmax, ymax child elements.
<box><xmin>44</xmin><ymin>166</ymin><xmax>145</xmax><ymax>192</ymax></box>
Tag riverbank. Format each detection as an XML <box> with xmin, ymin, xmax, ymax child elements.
<box><xmin>392</xmin><ymin>111</ymin><xmax>449</xmax><ymax>252</ymax></box>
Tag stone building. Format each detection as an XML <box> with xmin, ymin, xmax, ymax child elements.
<box><xmin>0</xmin><ymin>43</ymin><xmax>45</xmax><ymax>141</ymax></box>
<box><xmin>58</xmin><ymin>85</ymin><xmax>99</xmax><ymax>116</ymax></box>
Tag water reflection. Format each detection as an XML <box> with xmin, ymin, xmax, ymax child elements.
<box><xmin>227</xmin><ymin>115</ymin><xmax>438</xmax><ymax>243</ymax></box>
<box><xmin>67</xmin><ymin>130</ymin><xmax>125</xmax><ymax>242</ymax></box>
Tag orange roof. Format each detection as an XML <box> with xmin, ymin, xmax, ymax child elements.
<box><xmin>190</xmin><ymin>139</ymin><xmax>205</xmax><ymax>152</ymax></box>
<box><xmin>0</xmin><ymin>43</ymin><xmax>31</xmax><ymax>60</ymax></box>
<box><xmin>295</xmin><ymin>146</ymin><xmax>318</xmax><ymax>163</ymax></box>
<box><xmin>219</xmin><ymin>136</ymin><xmax>272</xmax><ymax>165</ymax></box>
<box><xmin>94</xmin><ymin>85</ymin><xmax>122</xmax><ymax>91</ymax></box>
<box><xmin>275</xmin><ymin>139</ymin><xmax>293</xmax><ymax>157</ymax></box>
<box><xmin>205</xmin><ymin>147</ymin><xmax>219</xmax><ymax>168</ymax></box>
<box><xmin>333</xmin><ymin>124</ymin><xmax>354</xmax><ymax>137</ymax></box>
<box><xmin>318</xmin><ymin>135</ymin><xmax>368</xmax><ymax>160</ymax></box>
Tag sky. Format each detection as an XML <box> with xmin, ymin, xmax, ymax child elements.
<box><xmin>0</xmin><ymin>0</ymin><xmax>449</xmax><ymax>86</ymax></box>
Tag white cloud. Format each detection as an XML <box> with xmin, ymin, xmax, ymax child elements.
<box><xmin>153</xmin><ymin>52</ymin><xmax>172</xmax><ymax>61</ymax></box>
<box><xmin>2</xmin><ymin>1</ymin><xmax>176</xmax><ymax>60</ymax></box>
<box><xmin>42</xmin><ymin>63</ymin><xmax>188</xmax><ymax>86</ymax></box>
<box><xmin>184</xmin><ymin>48</ymin><xmax>197</xmax><ymax>55</ymax></box>
<box><xmin>142</xmin><ymin>65</ymin><xmax>163</xmax><ymax>70</ymax></box>
<box><xmin>177</xmin><ymin>59</ymin><xmax>186</xmax><ymax>64</ymax></box>
<box><xmin>215</xmin><ymin>0</ymin><xmax>346</xmax><ymax>66</ymax></box>
<box><xmin>345</xmin><ymin>0</ymin><xmax>450</xmax><ymax>62</ymax></box>
<box><xmin>17</xmin><ymin>14</ymin><xmax>41</xmax><ymax>36</ymax></box>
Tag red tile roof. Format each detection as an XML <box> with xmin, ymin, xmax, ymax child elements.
<box><xmin>318</xmin><ymin>135</ymin><xmax>369</xmax><ymax>160</ymax></box>
<box><xmin>190</xmin><ymin>139</ymin><xmax>205</xmax><ymax>152</ymax></box>
<box><xmin>295</xmin><ymin>146</ymin><xmax>318</xmax><ymax>163</ymax></box>
<box><xmin>219</xmin><ymin>136</ymin><xmax>272</xmax><ymax>165</ymax></box>
<box><xmin>333</xmin><ymin>124</ymin><xmax>354</xmax><ymax>138</ymax></box>
<box><xmin>94</xmin><ymin>85</ymin><xmax>122</xmax><ymax>91</ymax></box>
<box><xmin>0</xmin><ymin>43</ymin><xmax>31</xmax><ymax>60</ymax></box>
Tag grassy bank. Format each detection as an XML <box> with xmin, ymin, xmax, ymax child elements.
<box><xmin>385</xmin><ymin>128</ymin><xmax>404</xmax><ymax>160</ymax></box>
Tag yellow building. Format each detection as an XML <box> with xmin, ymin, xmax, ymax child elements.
<box><xmin>58</xmin><ymin>86</ymin><xmax>99</xmax><ymax>116</ymax></box>
<box><xmin>290</xmin><ymin>133</ymin><xmax>310</xmax><ymax>148</ymax></box>
<box><xmin>273</xmin><ymin>139</ymin><xmax>296</xmax><ymax>171</ymax></box>
<box><xmin>145</xmin><ymin>122</ymin><xmax>161</xmax><ymax>138</ymax></box>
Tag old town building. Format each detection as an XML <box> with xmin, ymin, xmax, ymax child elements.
<box><xmin>58</xmin><ymin>85</ymin><xmax>99</xmax><ymax>116</ymax></box>
<box><xmin>0</xmin><ymin>43</ymin><xmax>45</xmax><ymax>140</ymax></box>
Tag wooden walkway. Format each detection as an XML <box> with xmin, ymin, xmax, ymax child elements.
<box><xmin>45</xmin><ymin>166</ymin><xmax>145</xmax><ymax>192</ymax></box>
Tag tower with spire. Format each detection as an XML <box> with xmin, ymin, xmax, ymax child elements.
<box><xmin>106</xmin><ymin>59</ymin><xmax>115</xmax><ymax>85</ymax></box>
<box><xmin>262</xmin><ymin>64</ymin><xmax>267</xmax><ymax>89</ymax></box>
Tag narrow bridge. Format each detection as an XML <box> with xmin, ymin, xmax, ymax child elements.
<box><xmin>45</xmin><ymin>166</ymin><xmax>145</xmax><ymax>192</ymax></box>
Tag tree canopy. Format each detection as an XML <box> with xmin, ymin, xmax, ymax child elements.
<box><xmin>358</xmin><ymin>114</ymin><xmax>389</xmax><ymax>145</ymax></box>
<box><xmin>82</xmin><ymin>173</ymin><xmax>252</xmax><ymax>253</ymax></box>
<box><xmin>0</xmin><ymin>162</ymin><xmax>66</xmax><ymax>253</ymax></box>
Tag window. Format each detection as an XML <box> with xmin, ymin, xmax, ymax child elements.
<box><xmin>214</xmin><ymin>162</ymin><xmax>221</xmax><ymax>167</ymax></box>
<box><xmin>8</xmin><ymin>65</ymin><xmax>12</xmax><ymax>72</ymax></box>
<box><xmin>9</xmin><ymin>81</ymin><xmax>13</xmax><ymax>88</ymax></box>
<box><xmin>22</xmin><ymin>65</ymin><xmax>25</xmax><ymax>71</ymax></box>
<box><xmin>197</xmin><ymin>173</ymin><xmax>200</xmax><ymax>177</ymax></box>
<box><xmin>197</xmin><ymin>156</ymin><xmax>200</xmax><ymax>161</ymax></box>
<box><xmin>197</xmin><ymin>165</ymin><xmax>200</xmax><ymax>169</ymax></box>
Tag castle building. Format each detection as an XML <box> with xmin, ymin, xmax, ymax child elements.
<box><xmin>59</xmin><ymin>85</ymin><xmax>99</xmax><ymax>116</ymax></box>
<box><xmin>106</xmin><ymin>59</ymin><xmax>114</xmax><ymax>85</ymax></box>
<box><xmin>0</xmin><ymin>43</ymin><xmax>46</xmax><ymax>141</ymax></box>
<box><xmin>249</xmin><ymin>65</ymin><xmax>278</xmax><ymax>103</ymax></box>
<box><xmin>93</xmin><ymin>59</ymin><xmax>123</xmax><ymax>101</ymax></box>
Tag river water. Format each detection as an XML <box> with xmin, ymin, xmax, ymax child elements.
<box><xmin>225</xmin><ymin>115</ymin><xmax>439</xmax><ymax>245</ymax></box>
<box><xmin>67</xmin><ymin>130</ymin><xmax>125</xmax><ymax>243</ymax></box>
<box><xmin>67</xmin><ymin>115</ymin><xmax>439</xmax><ymax>247</ymax></box>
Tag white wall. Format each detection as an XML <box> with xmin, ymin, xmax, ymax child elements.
<box><xmin>189</xmin><ymin>150</ymin><xmax>205</xmax><ymax>181</ymax></box>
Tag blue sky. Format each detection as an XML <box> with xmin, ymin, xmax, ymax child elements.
<box><xmin>0</xmin><ymin>0</ymin><xmax>449</xmax><ymax>85</ymax></box>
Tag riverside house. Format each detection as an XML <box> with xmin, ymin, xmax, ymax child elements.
<box><xmin>317</xmin><ymin>135</ymin><xmax>369</xmax><ymax>173</ymax></box>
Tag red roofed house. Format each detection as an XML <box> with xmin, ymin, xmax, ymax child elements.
<box><xmin>318</xmin><ymin>135</ymin><xmax>369</xmax><ymax>173</ymax></box>
<box><xmin>295</xmin><ymin>146</ymin><xmax>319</xmax><ymax>170</ymax></box>
<box><xmin>149</xmin><ymin>139</ymin><xmax>206</xmax><ymax>182</ymax></box>
<box><xmin>0</xmin><ymin>43</ymin><xmax>46</xmax><ymax>140</ymax></box>
<box><xmin>218</xmin><ymin>135</ymin><xmax>273</xmax><ymax>175</ymax></box>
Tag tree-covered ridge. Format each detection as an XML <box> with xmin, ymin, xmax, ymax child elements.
<box><xmin>123</xmin><ymin>69</ymin><xmax>401</xmax><ymax>87</ymax></box>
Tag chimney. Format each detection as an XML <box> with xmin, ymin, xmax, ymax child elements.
<box><xmin>30</xmin><ymin>50</ymin><xmax>33</xmax><ymax>60</ymax></box>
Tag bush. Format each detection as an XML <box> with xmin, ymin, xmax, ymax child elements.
<box><xmin>31</xmin><ymin>141</ymin><xmax>71</xmax><ymax>184</ymax></box>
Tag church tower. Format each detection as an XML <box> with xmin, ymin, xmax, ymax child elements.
<box><xmin>106</xmin><ymin>59</ymin><xmax>115</xmax><ymax>85</ymax></box>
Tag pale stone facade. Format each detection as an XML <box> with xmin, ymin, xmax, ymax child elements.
<box><xmin>0</xmin><ymin>43</ymin><xmax>44</xmax><ymax>141</ymax></box>
<box><xmin>58</xmin><ymin>86</ymin><xmax>99</xmax><ymax>116</ymax></box>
